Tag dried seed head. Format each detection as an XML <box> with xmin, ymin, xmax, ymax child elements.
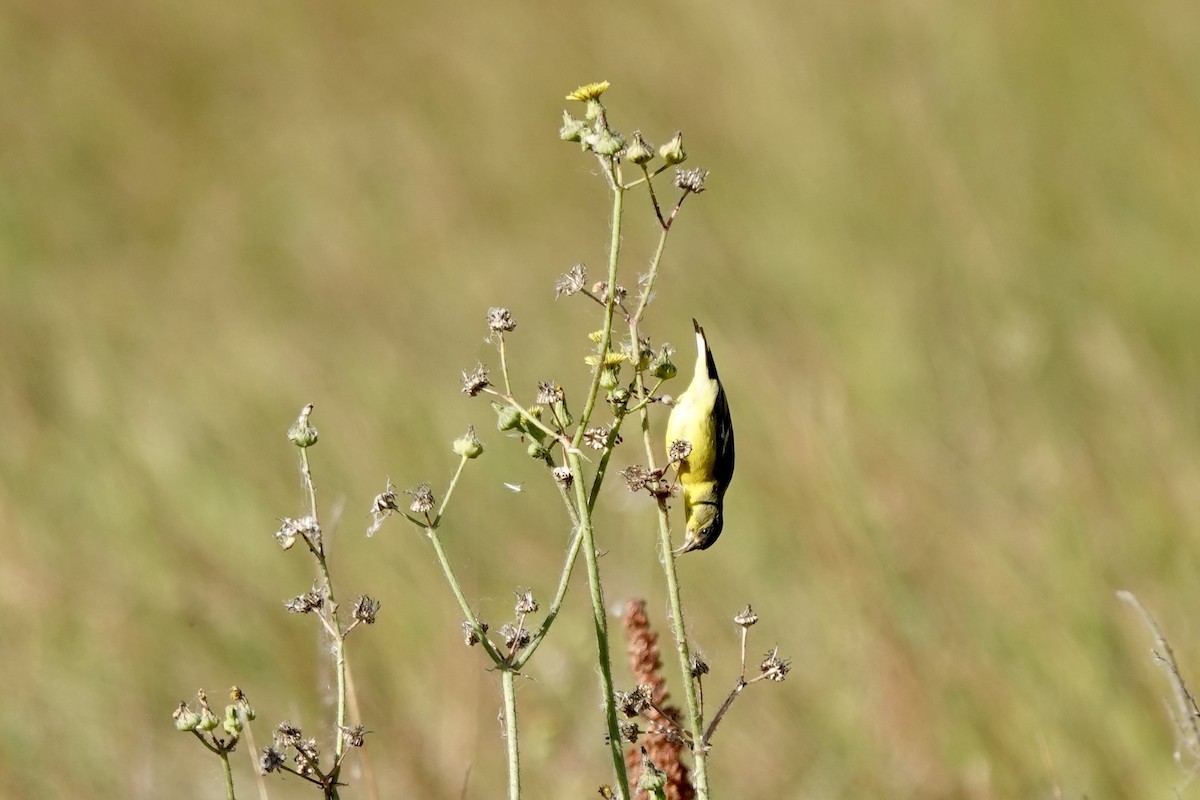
<box><xmin>353</xmin><ymin>595</ymin><xmax>381</xmax><ymax>624</ymax></box>
<box><xmin>461</xmin><ymin>363</ymin><xmax>491</xmax><ymax>397</ymax></box>
<box><xmin>536</xmin><ymin>381</ymin><xmax>565</xmax><ymax>405</ymax></box>
<box><xmin>615</xmin><ymin>684</ymin><xmax>653</xmax><ymax>717</ymax></box>
<box><xmin>514</xmin><ymin>589</ymin><xmax>539</xmax><ymax>615</ymax></box>
<box><xmin>341</xmin><ymin>724</ymin><xmax>367</xmax><ymax>748</ymax></box>
<box><xmin>760</xmin><ymin>647</ymin><xmax>791</xmax><ymax>682</ymax></box>
<box><xmin>689</xmin><ymin>652</ymin><xmax>710</xmax><ymax>678</ymax></box>
<box><xmin>591</xmin><ymin>281</ymin><xmax>627</xmax><ymax>303</ymax></box>
<box><xmin>487</xmin><ymin>306</ymin><xmax>516</xmax><ymax>333</ymax></box>
<box><xmin>734</xmin><ymin>604</ymin><xmax>759</xmax><ymax>628</ymax></box>
<box><xmin>675</xmin><ymin>167</ymin><xmax>709</xmax><ymax>194</ymax></box>
<box><xmin>406</xmin><ymin>483</ymin><xmax>436</xmax><ymax>515</ymax></box>
<box><xmin>284</xmin><ymin>590</ymin><xmax>323</xmax><ymax>614</ymax></box>
<box><xmin>622</xmin><ymin>465</ymin><xmax>651</xmax><ymax>493</ymax></box>
<box><xmin>582</xmin><ymin>426</ymin><xmax>608</xmax><ymax>450</ymax></box>
<box><xmin>667</xmin><ymin>439</ymin><xmax>692</xmax><ymax>464</ymax></box>
<box><xmin>294</xmin><ymin>738</ymin><xmax>320</xmax><ymax>776</ymax></box>
<box><xmin>556</xmin><ymin>263</ymin><xmax>588</xmax><ymax>297</ymax></box>
<box><xmin>367</xmin><ymin>479</ymin><xmax>400</xmax><ymax>537</ymax></box>
<box><xmin>462</xmin><ymin>620</ymin><xmax>490</xmax><ymax>646</ymax></box>
<box><xmin>370</xmin><ymin>481</ymin><xmax>400</xmax><ymax>514</ymax></box>
<box><xmin>619</xmin><ymin>720</ymin><xmax>641</xmax><ymax>743</ymax></box>
<box><xmin>552</xmin><ymin>465</ymin><xmax>573</xmax><ymax>487</ymax></box>
<box><xmin>259</xmin><ymin>747</ymin><xmax>286</xmax><ymax>774</ymax></box>
<box><xmin>274</xmin><ymin>722</ymin><xmax>303</xmax><ymax>748</ymax></box>
<box><xmin>500</xmin><ymin>623</ymin><xmax>531</xmax><ymax>650</ymax></box>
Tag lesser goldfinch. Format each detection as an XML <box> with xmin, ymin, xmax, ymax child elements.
<box><xmin>665</xmin><ymin>319</ymin><xmax>735</xmax><ymax>553</ymax></box>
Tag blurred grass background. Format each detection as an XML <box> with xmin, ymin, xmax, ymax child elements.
<box><xmin>2</xmin><ymin>0</ymin><xmax>1199</xmax><ymax>797</ymax></box>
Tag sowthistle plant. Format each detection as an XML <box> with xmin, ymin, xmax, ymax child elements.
<box><xmin>174</xmin><ymin>82</ymin><xmax>788</xmax><ymax>800</ymax></box>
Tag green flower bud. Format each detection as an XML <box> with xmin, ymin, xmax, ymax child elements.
<box><xmin>552</xmin><ymin>397</ymin><xmax>572</xmax><ymax>428</ymax></box>
<box><xmin>599</xmin><ymin>365</ymin><xmax>621</xmax><ymax>391</ymax></box>
<box><xmin>494</xmin><ymin>402</ymin><xmax>523</xmax><ymax>432</ymax></box>
<box><xmin>452</xmin><ymin>426</ymin><xmax>484</xmax><ymax>459</ymax></box>
<box><xmin>197</xmin><ymin>704</ymin><xmax>219</xmax><ymax>732</ymax></box>
<box><xmin>527</xmin><ymin>441</ymin><xmax>549</xmax><ymax>460</ymax></box>
<box><xmin>659</xmin><ymin>131</ymin><xmax>686</xmax><ymax>165</ymax></box>
<box><xmin>584</xmin><ymin>98</ymin><xmax>604</xmax><ymax>122</ymax></box>
<box><xmin>231</xmin><ymin>686</ymin><xmax>255</xmax><ymax>721</ymax></box>
<box><xmin>223</xmin><ymin>704</ymin><xmax>244</xmax><ymax>737</ymax></box>
<box><xmin>588</xmin><ymin>127</ymin><xmax>625</xmax><ymax>157</ymax></box>
<box><xmin>637</xmin><ymin>754</ymin><xmax>667</xmax><ymax>800</ymax></box>
<box><xmin>287</xmin><ymin>403</ymin><xmax>318</xmax><ymax>448</ymax></box>
<box><xmin>173</xmin><ymin>702</ymin><xmax>201</xmax><ymax>732</ymax></box>
<box><xmin>607</xmin><ymin>387</ymin><xmax>631</xmax><ymax>412</ymax></box>
<box><xmin>559</xmin><ymin>111</ymin><xmax>586</xmax><ymax>142</ymax></box>
<box><xmin>650</xmin><ymin>347</ymin><xmax>677</xmax><ymax>380</ymax></box>
<box><xmin>625</xmin><ymin>131</ymin><xmax>654</xmax><ymax>166</ymax></box>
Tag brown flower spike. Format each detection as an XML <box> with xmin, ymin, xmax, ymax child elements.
<box><xmin>622</xmin><ymin>599</ymin><xmax>695</xmax><ymax>800</ymax></box>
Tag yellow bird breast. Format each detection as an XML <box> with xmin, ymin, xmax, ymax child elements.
<box><xmin>666</xmin><ymin>376</ymin><xmax>720</xmax><ymax>483</ymax></box>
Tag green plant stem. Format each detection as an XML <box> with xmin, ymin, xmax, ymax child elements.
<box><xmin>561</xmin><ymin>158</ymin><xmax>632</xmax><ymax>794</ymax></box>
<box><xmin>514</xmin><ymin>520</ymin><xmax>584</xmax><ymax>669</ymax></box>
<box><xmin>567</xmin><ymin>450</ymin><xmax>628</xmax><ymax>793</ymax></box>
<box><xmin>425</xmin><ymin>531</ymin><xmax>506</xmax><ymax>666</ymax></box>
<box><xmin>571</xmin><ymin>160</ymin><xmax>623</xmax><ymax>450</ymax></box>
<box><xmin>501</xmin><ymin>669</ymin><xmax>521</xmax><ymax>800</ymax></box>
<box><xmin>653</xmin><ymin>501</ymin><xmax>709</xmax><ymax>797</ymax></box>
<box><xmin>218</xmin><ymin>747</ymin><xmax>237</xmax><ymax>800</ymax></box>
<box><xmin>498</xmin><ymin>334</ymin><xmax>513</xmax><ymax>395</ymax></box>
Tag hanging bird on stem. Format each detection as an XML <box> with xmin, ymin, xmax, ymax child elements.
<box><xmin>665</xmin><ymin>319</ymin><xmax>735</xmax><ymax>554</ymax></box>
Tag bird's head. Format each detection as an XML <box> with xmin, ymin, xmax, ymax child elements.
<box><xmin>680</xmin><ymin>502</ymin><xmax>724</xmax><ymax>553</ymax></box>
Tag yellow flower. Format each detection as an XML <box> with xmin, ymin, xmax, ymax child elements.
<box><xmin>585</xmin><ymin>352</ymin><xmax>628</xmax><ymax>367</ymax></box>
<box><xmin>566</xmin><ymin>81</ymin><xmax>610</xmax><ymax>102</ymax></box>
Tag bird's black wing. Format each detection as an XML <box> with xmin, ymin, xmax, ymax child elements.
<box><xmin>713</xmin><ymin>385</ymin><xmax>735</xmax><ymax>491</ymax></box>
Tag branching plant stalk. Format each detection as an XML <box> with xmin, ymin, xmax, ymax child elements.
<box><xmin>300</xmin><ymin>445</ymin><xmax>348</xmax><ymax>798</ymax></box>
<box><xmin>423</xmin><ymin>456</ymin><xmax>507</xmax><ymax>666</ymax></box>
